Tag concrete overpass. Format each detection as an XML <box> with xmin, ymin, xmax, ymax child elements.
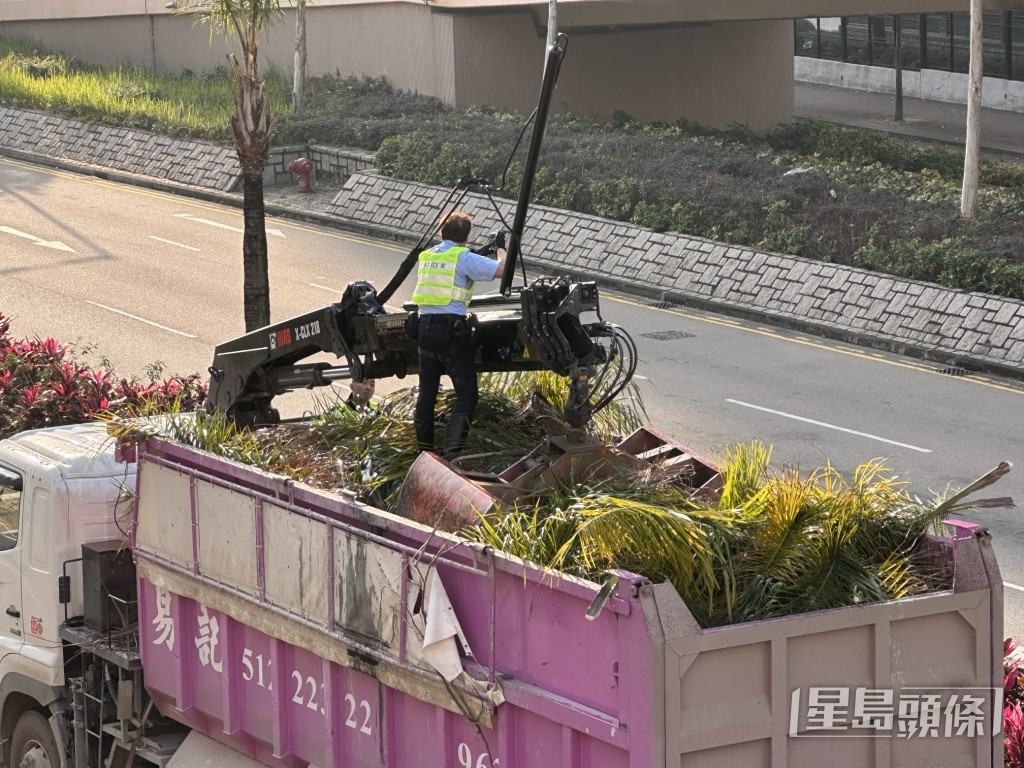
<box><xmin>2</xmin><ymin>0</ymin><xmax>1024</xmax><ymax>130</ymax></box>
<box><xmin>429</xmin><ymin>0</ymin><xmax>1024</xmax><ymax>24</ymax></box>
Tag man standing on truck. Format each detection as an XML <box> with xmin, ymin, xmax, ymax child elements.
<box><xmin>412</xmin><ymin>210</ymin><xmax>506</xmax><ymax>456</ymax></box>
<box><xmin>345</xmin><ymin>378</ymin><xmax>376</xmax><ymax>411</ymax></box>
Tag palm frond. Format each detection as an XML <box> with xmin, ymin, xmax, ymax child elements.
<box><xmin>549</xmin><ymin>492</ymin><xmax>742</xmax><ymax>623</ymax></box>
<box><xmin>716</xmin><ymin>441</ymin><xmax>772</xmax><ymax>509</ymax></box>
<box><xmin>928</xmin><ymin>462</ymin><xmax>1014</xmax><ymax>518</ymax></box>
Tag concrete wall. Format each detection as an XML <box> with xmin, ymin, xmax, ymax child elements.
<box><xmin>545</xmin><ymin>0</ymin><xmax>1024</xmax><ymax>24</ymax></box>
<box><xmin>4</xmin><ymin>0</ymin><xmax>1024</xmax><ymax>25</ymax></box>
<box><xmin>453</xmin><ymin>15</ymin><xmax>795</xmax><ymax>130</ymax></box>
<box><xmin>0</xmin><ymin>4</ymin><xmax>795</xmax><ymax>130</ymax></box>
<box><xmin>796</xmin><ymin>56</ymin><xmax>1024</xmax><ymax>113</ymax></box>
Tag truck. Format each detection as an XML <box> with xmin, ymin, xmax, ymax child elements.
<box><xmin>0</xmin><ymin>409</ymin><xmax>1005</xmax><ymax>768</ymax></box>
<box><xmin>0</xmin><ymin>34</ymin><xmax>1005</xmax><ymax>768</ymax></box>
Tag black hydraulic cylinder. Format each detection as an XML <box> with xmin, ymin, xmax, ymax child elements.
<box><xmin>500</xmin><ymin>34</ymin><xmax>567</xmax><ymax>296</ymax></box>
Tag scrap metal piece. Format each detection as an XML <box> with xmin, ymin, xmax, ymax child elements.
<box><xmin>397</xmin><ymin>452</ymin><xmax>502</xmax><ymax>532</ymax></box>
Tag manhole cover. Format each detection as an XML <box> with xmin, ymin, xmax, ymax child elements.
<box><xmin>640</xmin><ymin>330</ymin><xmax>695</xmax><ymax>341</ymax></box>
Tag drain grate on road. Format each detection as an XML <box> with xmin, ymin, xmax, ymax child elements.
<box><xmin>641</xmin><ymin>330</ymin><xmax>695</xmax><ymax>341</ymax></box>
<box><xmin>940</xmin><ymin>360</ymin><xmax>984</xmax><ymax>377</ymax></box>
<box><xmin>647</xmin><ymin>301</ymin><xmax>678</xmax><ymax>309</ymax></box>
<box><xmin>955</xmin><ymin>360</ymin><xmax>984</xmax><ymax>373</ymax></box>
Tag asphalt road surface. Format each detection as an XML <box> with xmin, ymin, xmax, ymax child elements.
<box><xmin>2</xmin><ymin>156</ymin><xmax>1022</xmax><ymax>637</ymax></box>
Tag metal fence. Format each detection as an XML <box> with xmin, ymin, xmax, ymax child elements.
<box><xmin>795</xmin><ymin>13</ymin><xmax>1024</xmax><ymax>81</ymax></box>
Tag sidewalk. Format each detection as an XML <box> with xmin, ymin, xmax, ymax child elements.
<box><xmin>795</xmin><ymin>81</ymin><xmax>1024</xmax><ymax>161</ymax></box>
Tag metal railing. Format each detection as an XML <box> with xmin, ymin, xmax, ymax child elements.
<box><xmin>796</xmin><ymin>12</ymin><xmax>1024</xmax><ymax>81</ymax></box>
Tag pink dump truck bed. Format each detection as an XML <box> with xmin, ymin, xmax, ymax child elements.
<box><xmin>131</xmin><ymin>437</ymin><xmax>1003</xmax><ymax>768</ymax></box>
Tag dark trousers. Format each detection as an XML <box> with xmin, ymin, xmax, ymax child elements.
<box><xmin>414</xmin><ymin>315</ymin><xmax>478</xmax><ymax>452</ymax></box>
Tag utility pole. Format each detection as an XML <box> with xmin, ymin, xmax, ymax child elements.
<box><xmin>894</xmin><ymin>15</ymin><xmax>904</xmax><ymax>122</ymax></box>
<box><xmin>961</xmin><ymin>0</ymin><xmax>983</xmax><ymax>220</ymax></box>
<box><xmin>547</xmin><ymin>0</ymin><xmax>558</xmax><ymax>49</ymax></box>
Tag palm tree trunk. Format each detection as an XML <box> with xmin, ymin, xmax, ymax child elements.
<box><xmin>961</xmin><ymin>0</ymin><xmax>983</xmax><ymax>220</ymax></box>
<box><xmin>292</xmin><ymin>0</ymin><xmax>306</xmax><ymax>115</ymax></box>
<box><xmin>241</xmin><ymin>171</ymin><xmax>271</xmax><ymax>331</ymax></box>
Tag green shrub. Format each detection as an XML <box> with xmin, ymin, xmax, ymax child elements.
<box><xmin>588</xmin><ymin>177</ymin><xmax>645</xmax><ymax>221</ymax></box>
<box><xmin>374</xmin><ymin>132</ymin><xmax>433</xmax><ymax>178</ymax></box>
<box><xmin>532</xmin><ymin>167</ymin><xmax>585</xmax><ymax>211</ymax></box>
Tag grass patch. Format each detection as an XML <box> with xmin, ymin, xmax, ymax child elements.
<box><xmin>0</xmin><ymin>38</ymin><xmax>288</xmax><ymax>141</ymax></box>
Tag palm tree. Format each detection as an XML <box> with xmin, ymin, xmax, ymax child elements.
<box><xmin>181</xmin><ymin>0</ymin><xmax>284</xmax><ymax>331</ymax></box>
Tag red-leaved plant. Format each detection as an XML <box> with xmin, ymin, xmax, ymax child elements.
<box><xmin>1006</xmin><ymin>638</ymin><xmax>1024</xmax><ymax>766</ymax></box>
<box><xmin>0</xmin><ymin>312</ymin><xmax>205</xmax><ymax>438</ymax></box>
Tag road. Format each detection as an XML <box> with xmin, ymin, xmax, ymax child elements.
<box><xmin>2</xmin><ymin>155</ymin><xmax>1023</xmax><ymax>636</ymax></box>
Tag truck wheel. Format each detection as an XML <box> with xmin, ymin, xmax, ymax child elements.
<box><xmin>11</xmin><ymin>711</ymin><xmax>60</xmax><ymax>768</ymax></box>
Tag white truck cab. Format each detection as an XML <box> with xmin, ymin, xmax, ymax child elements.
<box><xmin>0</xmin><ymin>422</ymin><xmax>131</xmax><ymax>767</ymax></box>
<box><xmin>0</xmin><ymin>423</ymin><xmax>267</xmax><ymax>768</ymax></box>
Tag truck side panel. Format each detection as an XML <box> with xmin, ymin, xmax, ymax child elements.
<box><xmin>131</xmin><ymin>439</ymin><xmax>1002</xmax><ymax>768</ymax></box>
<box><xmin>133</xmin><ymin>441</ymin><xmax>648</xmax><ymax>768</ymax></box>
<box><xmin>138</xmin><ymin>574</ymin><xmax>638</xmax><ymax>768</ymax></box>
<box><xmin>646</xmin><ymin>525</ymin><xmax>1002</xmax><ymax>768</ymax></box>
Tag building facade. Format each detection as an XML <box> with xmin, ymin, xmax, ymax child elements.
<box><xmin>3</xmin><ymin>1</ymin><xmax>1024</xmax><ymax>130</ymax></box>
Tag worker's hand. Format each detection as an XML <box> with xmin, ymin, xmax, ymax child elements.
<box><xmin>494</xmin><ymin>231</ymin><xmax>507</xmax><ymax>250</ymax></box>
<box><xmin>478</xmin><ymin>232</ymin><xmax>500</xmax><ymax>258</ymax></box>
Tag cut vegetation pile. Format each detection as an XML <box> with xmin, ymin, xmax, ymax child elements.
<box><xmin>113</xmin><ymin>369</ymin><xmax>1013</xmax><ymax>630</ymax></box>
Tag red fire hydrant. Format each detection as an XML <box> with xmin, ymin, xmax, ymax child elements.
<box><xmin>287</xmin><ymin>157</ymin><xmax>314</xmax><ymax>193</ymax></box>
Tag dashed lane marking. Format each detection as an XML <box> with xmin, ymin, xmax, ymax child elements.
<box><xmin>150</xmin><ymin>235</ymin><xmax>199</xmax><ymax>252</ymax></box>
<box><xmin>86</xmin><ymin>301</ymin><xmax>197</xmax><ymax>338</ymax></box>
<box><xmin>725</xmin><ymin>398</ymin><xmax>932</xmax><ymax>453</ymax></box>
<box><xmin>173</xmin><ymin>212</ymin><xmax>286</xmax><ymax>238</ymax></box>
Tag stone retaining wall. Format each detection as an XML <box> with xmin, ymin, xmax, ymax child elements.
<box><xmin>330</xmin><ymin>172</ymin><xmax>1024</xmax><ymax>373</ymax></box>
<box><xmin>0</xmin><ymin>107</ymin><xmax>241</xmax><ymax>191</ymax></box>
<box><xmin>0</xmin><ymin>109</ymin><xmax>374</xmax><ymax>192</ymax></box>
<box><xmin>308</xmin><ymin>145</ymin><xmax>376</xmax><ymax>184</ymax></box>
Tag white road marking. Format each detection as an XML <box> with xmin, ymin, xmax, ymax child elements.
<box><xmin>173</xmin><ymin>212</ymin><xmax>284</xmax><ymax>238</ymax></box>
<box><xmin>86</xmin><ymin>301</ymin><xmax>197</xmax><ymax>338</ymax></box>
<box><xmin>309</xmin><ymin>282</ymin><xmax>342</xmax><ymax>294</ymax></box>
<box><xmin>149</xmin><ymin>235</ymin><xmax>199</xmax><ymax>252</ymax></box>
<box><xmin>633</xmin><ymin>374</ymin><xmax>649</xmax><ymax>380</ymax></box>
<box><xmin>0</xmin><ymin>225</ymin><xmax>76</xmax><ymax>252</ymax></box>
<box><xmin>1005</xmin><ymin>582</ymin><xmax>1024</xmax><ymax>593</ymax></box>
<box><xmin>725</xmin><ymin>399</ymin><xmax>932</xmax><ymax>453</ymax></box>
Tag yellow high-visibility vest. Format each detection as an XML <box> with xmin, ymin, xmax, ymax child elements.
<box><xmin>412</xmin><ymin>244</ymin><xmax>473</xmax><ymax>306</ymax></box>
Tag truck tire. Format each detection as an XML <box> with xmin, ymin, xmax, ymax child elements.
<box><xmin>11</xmin><ymin>711</ymin><xmax>60</xmax><ymax>768</ymax></box>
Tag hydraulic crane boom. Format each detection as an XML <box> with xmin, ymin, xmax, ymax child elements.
<box><xmin>206</xmin><ymin>35</ymin><xmax>637</xmax><ymax>428</ymax></box>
